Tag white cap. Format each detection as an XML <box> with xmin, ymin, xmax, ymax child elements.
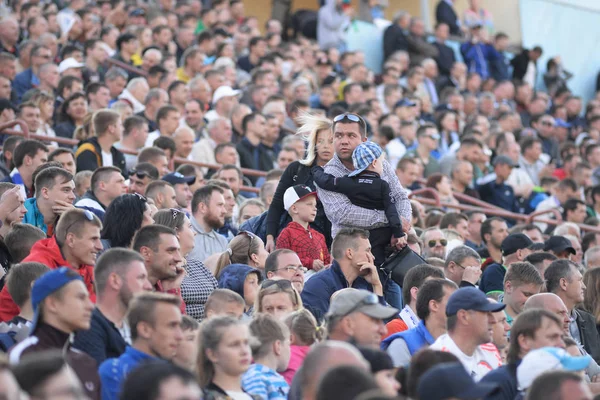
<box><xmin>517</xmin><ymin>347</ymin><xmax>591</xmax><ymax>391</ymax></box>
<box><xmin>58</xmin><ymin>57</ymin><xmax>85</xmax><ymax>74</ymax></box>
<box><xmin>212</xmin><ymin>86</ymin><xmax>240</xmax><ymax>106</ymax></box>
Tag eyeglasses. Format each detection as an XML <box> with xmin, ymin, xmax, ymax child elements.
<box><xmin>238</xmin><ymin>231</ymin><xmax>256</xmax><ymax>260</ymax></box>
<box><xmin>341</xmin><ymin>292</ymin><xmax>379</xmax><ymax>317</ymax></box>
<box><xmin>541</xmin><ymin>121</ymin><xmax>555</xmax><ymax>127</ymax></box>
<box><xmin>454</xmin><ymin>262</ymin><xmax>479</xmax><ymax>270</ymax></box>
<box><xmin>428</xmin><ymin>239</ymin><xmax>448</xmax><ymax>248</ymax></box>
<box><xmin>129</xmin><ymin>169</ymin><xmax>154</xmax><ymax>180</ymax></box>
<box><xmin>333</xmin><ymin>113</ymin><xmax>367</xmax><ymax>132</ymax></box>
<box><xmin>277</xmin><ymin>265</ymin><xmax>308</xmax><ymax>274</ymax></box>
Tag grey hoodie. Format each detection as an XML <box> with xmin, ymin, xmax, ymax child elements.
<box><xmin>317</xmin><ymin>0</ymin><xmax>350</xmax><ymax>50</ymax></box>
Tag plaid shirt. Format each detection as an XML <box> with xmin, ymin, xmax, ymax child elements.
<box><xmin>242</xmin><ymin>364</ymin><xmax>289</xmax><ymax>400</ymax></box>
<box><xmin>316</xmin><ymin>154</ymin><xmax>412</xmax><ymax>237</ymax></box>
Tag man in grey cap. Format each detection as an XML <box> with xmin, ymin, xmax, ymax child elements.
<box><xmin>325</xmin><ymin>288</ymin><xmax>398</xmax><ymax>349</ymax></box>
<box><xmin>478</xmin><ymin>155</ymin><xmax>521</xmax><ymax>215</ymax></box>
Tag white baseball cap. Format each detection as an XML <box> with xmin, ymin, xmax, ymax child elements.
<box><xmin>58</xmin><ymin>57</ymin><xmax>85</xmax><ymax>74</ymax></box>
<box><xmin>517</xmin><ymin>347</ymin><xmax>591</xmax><ymax>390</ymax></box>
<box><xmin>212</xmin><ymin>86</ymin><xmax>241</xmax><ymax>105</ymax></box>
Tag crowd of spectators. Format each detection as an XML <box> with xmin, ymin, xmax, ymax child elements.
<box><xmin>0</xmin><ymin>0</ymin><xmax>599</xmax><ymax>399</ymax></box>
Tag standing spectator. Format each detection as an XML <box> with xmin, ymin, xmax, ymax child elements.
<box><xmin>489</xmin><ymin>33</ymin><xmax>511</xmax><ymax>82</ymax></box>
<box><xmin>429</xmin><ymin>287</ymin><xmax>505</xmax><ymax>381</ymax></box>
<box><xmin>317</xmin><ymin>0</ymin><xmax>352</xmax><ymax>51</ymax></box>
<box><xmin>73</xmin><ymin>248</ymin><xmax>152</xmax><ymax>364</ymax></box>
<box><xmin>407</xmin><ymin>17</ymin><xmax>439</xmax><ymax>67</ymax></box>
<box><xmin>99</xmin><ymin>293</ymin><xmax>184</xmax><ymax>400</ymax></box>
<box><xmin>545</xmin><ymin>259</ymin><xmax>600</xmax><ymax>362</ymax></box>
<box><xmin>480</xmin><ymin>234</ymin><xmax>533</xmax><ymax>296</ymax></box>
<box><xmin>460</xmin><ymin>26</ymin><xmax>495</xmax><ymax>80</ymax></box>
<box><xmin>154</xmin><ymin>208</ymin><xmax>219</xmax><ymax>320</ymax></box>
<box><xmin>8</xmin><ymin>267</ymin><xmax>99</xmax><ymax>400</ymax></box>
<box><xmin>511</xmin><ymin>46</ymin><xmax>543</xmax><ymax>88</ymax></box>
<box><xmin>75</xmin><ymin>109</ymin><xmax>127</xmax><ymax>177</ymax></box>
<box><xmin>463</xmin><ymin>0</ymin><xmax>494</xmax><ymax>33</ymax></box>
<box><xmin>433</xmin><ymin>23</ymin><xmax>456</xmax><ymax>78</ymax></box>
<box><xmin>188</xmin><ymin>185</ymin><xmax>228</xmax><ymax>263</ymax></box>
<box><xmin>383</xmin><ymin>11</ymin><xmax>411</xmax><ymax>62</ymax></box>
<box><xmin>435</xmin><ymin>0</ymin><xmax>461</xmax><ymax>36</ymax></box>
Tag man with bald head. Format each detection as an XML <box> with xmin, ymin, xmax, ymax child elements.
<box><xmin>289</xmin><ymin>341</ymin><xmax>369</xmax><ymax>400</ymax></box>
<box><xmin>173</xmin><ymin>126</ymin><xmax>195</xmax><ymax>160</ymax></box>
<box><xmin>524</xmin><ymin>293</ymin><xmax>571</xmax><ymax>334</ymax></box>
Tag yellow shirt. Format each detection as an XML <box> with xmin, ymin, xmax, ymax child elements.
<box><xmin>176</xmin><ymin>67</ymin><xmax>191</xmax><ymax>83</ymax></box>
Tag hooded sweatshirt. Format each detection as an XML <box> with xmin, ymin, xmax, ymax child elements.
<box><xmin>217</xmin><ymin>264</ymin><xmax>263</xmax><ymax>315</ymax></box>
<box><xmin>0</xmin><ymin>236</ymin><xmax>96</xmax><ymax>322</ymax></box>
<box><xmin>317</xmin><ymin>0</ymin><xmax>351</xmax><ymax>50</ymax></box>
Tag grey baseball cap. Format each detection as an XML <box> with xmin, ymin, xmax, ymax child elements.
<box><xmin>325</xmin><ymin>288</ymin><xmax>398</xmax><ymax>320</ymax></box>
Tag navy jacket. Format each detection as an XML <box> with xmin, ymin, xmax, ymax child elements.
<box><xmin>73</xmin><ymin>308</ymin><xmax>127</xmax><ymax>365</ymax></box>
<box><xmin>301</xmin><ymin>260</ymin><xmax>381</xmax><ymax>322</ymax></box>
<box><xmin>479</xmin><ymin>263</ymin><xmax>506</xmax><ymax>295</ymax></box>
<box><xmin>383</xmin><ymin>24</ymin><xmax>409</xmax><ymax>61</ymax></box>
<box><xmin>433</xmin><ymin>41</ymin><xmax>456</xmax><ymax>77</ymax></box>
<box><xmin>478</xmin><ymin>179</ymin><xmax>520</xmax><ymax>214</ymax></box>
<box><xmin>436</xmin><ymin>1</ymin><xmax>461</xmax><ymax>36</ymax></box>
<box><xmin>480</xmin><ymin>362</ymin><xmax>519</xmax><ymax>400</ymax></box>
<box><xmin>12</xmin><ymin>68</ymin><xmax>37</xmax><ymax>103</ymax></box>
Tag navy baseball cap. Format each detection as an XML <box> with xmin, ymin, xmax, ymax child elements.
<box><xmin>394</xmin><ymin>98</ymin><xmax>417</xmax><ymax>108</ymax></box>
<box><xmin>348</xmin><ymin>141</ymin><xmax>383</xmax><ymax>177</ymax></box>
<box><xmin>446</xmin><ymin>287</ymin><xmax>506</xmax><ymax>316</ymax></box>
<box><xmin>30</xmin><ymin>267</ymin><xmax>83</xmax><ymax>334</ymax></box>
<box><xmin>501</xmin><ymin>233</ymin><xmax>534</xmax><ymax>256</ymax></box>
<box><xmin>162</xmin><ymin>172</ymin><xmax>195</xmax><ymax>185</ymax></box>
<box><xmin>418</xmin><ymin>362</ymin><xmax>499</xmax><ymax>400</ymax></box>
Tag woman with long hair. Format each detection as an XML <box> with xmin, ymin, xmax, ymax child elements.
<box><xmin>101</xmin><ymin>193</ymin><xmax>153</xmax><ymax>250</ymax></box>
<box><xmin>214</xmin><ymin>231</ymin><xmax>269</xmax><ymax>278</ymax></box>
<box><xmin>197</xmin><ymin>316</ymin><xmax>258</xmax><ymax>399</ymax></box>
<box><xmin>255</xmin><ymin>279</ymin><xmax>303</xmax><ymax>320</ymax></box>
<box><xmin>54</xmin><ymin>92</ymin><xmax>89</xmax><ymax>139</ymax></box>
<box><xmin>154</xmin><ymin>208</ymin><xmax>218</xmax><ymax>320</ymax></box>
<box><xmin>265</xmin><ymin>111</ymin><xmax>334</xmax><ymax>252</ymax></box>
<box><xmin>425</xmin><ymin>173</ymin><xmax>459</xmax><ymax>210</ymax></box>
<box><xmin>434</xmin><ymin>111</ymin><xmax>460</xmax><ymax>160</ymax></box>
<box><xmin>30</xmin><ymin>91</ymin><xmax>56</xmax><ymax>140</ymax></box>
<box><xmin>584</xmin><ymin>268</ymin><xmax>600</xmax><ymax>335</ymax></box>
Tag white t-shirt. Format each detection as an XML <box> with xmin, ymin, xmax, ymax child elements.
<box><xmin>429</xmin><ymin>333</ymin><xmax>502</xmax><ymax>381</ymax></box>
<box><xmin>101</xmin><ymin>150</ymin><xmax>113</xmax><ymax>167</ymax></box>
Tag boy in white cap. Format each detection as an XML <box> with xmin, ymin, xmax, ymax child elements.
<box><xmin>276</xmin><ymin>185</ymin><xmax>330</xmax><ymax>276</ymax></box>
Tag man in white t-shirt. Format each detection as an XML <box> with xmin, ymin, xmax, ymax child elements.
<box><xmin>429</xmin><ymin>286</ymin><xmax>505</xmax><ymax>381</ymax></box>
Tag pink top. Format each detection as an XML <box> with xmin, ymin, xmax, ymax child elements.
<box><xmin>281</xmin><ymin>345</ymin><xmax>311</xmax><ymax>385</ymax></box>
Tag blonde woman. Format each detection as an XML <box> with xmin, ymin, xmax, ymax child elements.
<box><xmin>30</xmin><ymin>91</ymin><xmax>56</xmax><ymax>141</ymax></box>
<box><xmin>265</xmin><ymin>112</ymin><xmax>334</xmax><ymax>252</ymax></box>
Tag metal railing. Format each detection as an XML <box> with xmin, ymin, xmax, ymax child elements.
<box><xmin>0</xmin><ymin>120</ymin><xmax>262</xmax><ymax>193</ymax></box>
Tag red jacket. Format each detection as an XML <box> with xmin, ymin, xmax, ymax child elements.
<box><xmin>0</xmin><ymin>236</ymin><xmax>96</xmax><ymax>322</ymax></box>
<box><xmin>276</xmin><ymin>222</ymin><xmax>331</xmax><ymax>270</ymax></box>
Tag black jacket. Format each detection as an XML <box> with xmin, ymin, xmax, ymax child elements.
<box><xmin>383</xmin><ymin>24</ymin><xmax>409</xmax><ymax>62</ymax></box>
<box><xmin>236</xmin><ymin>138</ymin><xmax>275</xmax><ymax>184</ymax></box>
<box><xmin>73</xmin><ymin>308</ymin><xmax>127</xmax><ymax>365</ymax></box>
<box><xmin>265</xmin><ymin>161</ymin><xmax>331</xmax><ymax>247</ymax></box>
<box><xmin>575</xmin><ymin>308</ymin><xmax>600</xmax><ymax>363</ymax></box>
<box><xmin>75</xmin><ymin>136</ymin><xmax>127</xmax><ymax>178</ymax></box>
<box><xmin>434</xmin><ymin>41</ymin><xmax>456</xmax><ymax>77</ymax></box>
<box><xmin>511</xmin><ymin>49</ymin><xmax>533</xmax><ymax>82</ymax></box>
<box><xmin>312</xmin><ymin>167</ymin><xmax>404</xmax><ymax>238</ymax></box>
<box><xmin>436</xmin><ymin>1</ymin><xmax>461</xmax><ymax>36</ymax></box>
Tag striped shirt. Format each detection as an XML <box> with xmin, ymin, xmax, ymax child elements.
<box><xmin>242</xmin><ymin>364</ymin><xmax>289</xmax><ymax>400</ymax></box>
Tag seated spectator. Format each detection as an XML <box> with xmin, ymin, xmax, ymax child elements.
<box><xmin>132</xmin><ymin>225</ymin><xmax>186</xmax><ymax>312</ymax></box>
<box><xmin>480</xmin><ymin>233</ymin><xmax>533</xmax><ymax>295</ymax></box>
<box><xmin>213</xmin><ymin>164</ymin><xmax>249</xmax><ymax>208</ymax></box>
<box><xmin>204</xmin><ymin>288</ymin><xmax>246</xmax><ymax>320</ymax></box>
<box><xmin>420</xmin><ymin>227</ymin><xmax>448</xmax><ymax>260</ymax></box>
<box><xmin>23</xmin><ymin>167</ymin><xmax>75</xmax><ymax>236</ymax></box>
<box><xmin>301</xmin><ymin>228</ymin><xmax>387</xmax><ymax>322</ymax></box>
<box><xmin>256</xmin><ymin>279</ymin><xmax>302</xmax><ymax>320</ymax></box>
<box><xmin>265</xmin><ymin>249</ymin><xmax>306</xmax><ymax>293</ymax></box>
<box><xmin>218</xmin><ymin>263</ymin><xmax>263</xmax><ymax>318</ymax></box>
<box><xmin>153</xmin><ymin>136</ymin><xmax>177</xmax><ymax>171</ymax></box>
<box><xmin>54</xmin><ymin>92</ymin><xmax>89</xmax><ymax>140</ymax></box>
<box><xmin>188</xmin><ymin>185</ymin><xmax>228</xmax><ymax>263</ymax></box>
<box><xmin>138</xmin><ymin>147</ymin><xmax>170</xmax><ymax>177</ymax></box>
<box><xmin>74</xmin><ymin>170</ymin><xmax>92</xmax><ymax>198</ymax></box>
<box><xmin>145</xmin><ymin>180</ymin><xmax>178</xmax><ymax>210</ymax></box>
<box><xmin>127</xmin><ymin>162</ymin><xmax>159</xmax><ymax>196</ymax></box>
<box><xmin>154</xmin><ymin>208</ymin><xmax>218</xmax><ymax>320</ymax></box>
<box><xmin>242</xmin><ymin>313</ymin><xmax>291</xmax><ymax>398</ymax></box>
<box><xmin>75</xmin><ymin>166</ymin><xmax>127</xmax><ymax>213</ymax></box>
<box><xmin>478</xmin><ymin>156</ymin><xmax>521</xmax><ymax>215</ymax></box>
<box><xmin>3</xmin><ymin>223</ymin><xmax>46</xmax><ymax>266</ymax></box>
<box><xmin>238</xmin><ymin>198</ymin><xmax>265</xmax><ymax>225</ymax></box>
<box><xmin>173</xmin><ymin>316</ymin><xmax>200</xmax><ymax>372</ymax></box>
<box><xmin>237</xmin><ymin>113</ymin><xmax>273</xmax><ymax>183</ymax></box>
<box><xmin>161</xmin><ymin>172</ymin><xmax>194</xmax><ymax>210</ymax></box>
<box><xmin>544</xmin><ymin>236</ymin><xmax>576</xmax><ymax>260</ymax></box>
<box><xmin>119</xmin><ymin>360</ymin><xmax>202</xmax><ymax>400</ymax></box>
<box><xmin>0</xmin><ymin>208</ymin><xmax>101</xmax><ymax>322</ymax></box>
<box><xmin>73</xmin><ymin>249</ymin><xmax>152</xmax><ymax>364</ymax></box>
<box><xmin>48</xmin><ymin>148</ymin><xmax>76</xmax><ymax>176</ymax></box>
<box><xmin>405</xmin><ymin>124</ymin><xmax>441</xmax><ymax>178</ymax></box>
<box><xmin>282</xmin><ymin>309</ymin><xmax>321</xmax><ymax>385</ymax></box>
<box><xmin>429</xmin><ymin>287</ymin><xmax>505</xmax><ymax>381</ymax></box>
<box><xmin>385</xmin><ymin>264</ymin><xmax>445</xmax><ymax>338</ymax></box>
<box><xmin>3</xmin><ymin>262</ymin><xmax>49</xmax><ymax>325</ymax></box>
<box><xmin>383</xmin><ymin>279</ymin><xmax>458</xmax><ymax>367</ymax></box>
<box><xmin>1</xmin><ymin>139</ymin><xmax>48</xmax><ymax>199</ymax></box>
<box><xmin>114</xmin><ymin>115</ymin><xmax>150</xmax><ymax>172</ymax></box>
<box><xmin>145</xmin><ymin>105</ymin><xmax>182</xmax><ymax>147</ymax></box>
<box><xmin>500</xmin><ymin>262</ymin><xmax>544</xmax><ymax>327</ymax></box>
<box><xmin>172</xmin><ymin>126</ymin><xmax>195</xmax><ymax>161</ymax></box>
<box><xmin>439</xmin><ymin>213</ymin><xmax>470</xmax><ymax>242</ymax></box>
<box><xmin>178</xmin><ymin>164</ymin><xmax>206</xmax><ymax>194</ymax></box>
<box><xmin>0</xmin><ymin>184</ymin><xmax>26</xmax><ymax>268</ymax></box>
<box><xmin>207</xmin><ymin>179</ymin><xmax>238</xmax><ymax>241</ymax></box>
<box><xmin>9</xmin><ymin>267</ymin><xmax>99</xmax><ymax>399</ymax></box>
<box><xmin>418</xmin><ymin>362</ymin><xmax>500</xmax><ymax>400</ymax></box>
<box><xmin>99</xmin><ymin>292</ymin><xmax>183</xmax><ymax>400</ymax></box>
<box><xmin>191</xmin><ymin>117</ymin><xmax>233</xmax><ymax>171</ymax></box>
<box><xmin>450</xmin><ymin>160</ymin><xmax>479</xmax><ymax>200</ymax></box>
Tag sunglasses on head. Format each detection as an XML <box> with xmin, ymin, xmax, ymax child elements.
<box><xmin>170</xmin><ymin>208</ymin><xmax>182</xmax><ymax>219</ymax></box>
<box><xmin>333</xmin><ymin>113</ymin><xmax>367</xmax><ymax>131</ymax></box>
<box><xmin>428</xmin><ymin>239</ymin><xmax>448</xmax><ymax>248</ymax></box>
<box><xmin>129</xmin><ymin>169</ymin><xmax>154</xmax><ymax>180</ymax></box>
<box><xmin>238</xmin><ymin>231</ymin><xmax>256</xmax><ymax>259</ymax></box>
<box><xmin>262</xmin><ymin>279</ymin><xmax>293</xmax><ymax>290</ymax></box>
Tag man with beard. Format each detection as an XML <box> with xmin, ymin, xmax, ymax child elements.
<box><xmin>480</xmin><ymin>217</ymin><xmax>509</xmax><ymax>264</ymax></box>
<box><xmin>420</xmin><ymin>228</ymin><xmax>448</xmax><ymax>259</ymax></box>
<box><xmin>73</xmin><ymin>249</ymin><xmax>153</xmax><ymax>364</ymax></box>
<box><xmin>187</xmin><ymin>185</ymin><xmax>227</xmax><ymax>263</ymax></box>
<box><xmin>133</xmin><ymin>225</ymin><xmax>186</xmax><ymax>314</ymax></box>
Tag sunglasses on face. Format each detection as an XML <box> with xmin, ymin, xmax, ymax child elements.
<box><xmin>428</xmin><ymin>239</ymin><xmax>448</xmax><ymax>248</ymax></box>
<box><xmin>333</xmin><ymin>113</ymin><xmax>367</xmax><ymax>132</ymax></box>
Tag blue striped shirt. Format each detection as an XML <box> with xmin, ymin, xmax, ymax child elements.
<box><xmin>242</xmin><ymin>364</ymin><xmax>289</xmax><ymax>400</ymax></box>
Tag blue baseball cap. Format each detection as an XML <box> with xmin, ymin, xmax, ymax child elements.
<box><xmin>394</xmin><ymin>98</ymin><xmax>417</xmax><ymax>108</ymax></box>
<box><xmin>30</xmin><ymin>267</ymin><xmax>83</xmax><ymax>335</ymax></box>
<box><xmin>162</xmin><ymin>172</ymin><xmax>195</xmax><ymax>185</ymax></box>
<box><xmin>446</xmin><ymin>287</ymin><xmax>506</xmax><ymax>316</ymax></box>
<box><xmin>517</xmin><ymin>347</ymin><xmax>592</xmax><ymax>390</ymax></box>
<box><xmin>418</xmin><ymin>362</ymin><xmax>499</xmax><ymax>400</ymax></box>
<box><xmin>348</xmin><ymin>141</ymin><xmax>383</xmax><ymax>178</ymax></box>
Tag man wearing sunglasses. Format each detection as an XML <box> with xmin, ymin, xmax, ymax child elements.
<box><xmin>420</xmin><ymin>227</ymin><xmax>448</xmax><ymax>260</ymax></box>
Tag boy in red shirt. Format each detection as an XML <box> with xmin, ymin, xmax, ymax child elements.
<box><xmin>276</xmin><ymin>185</ymin><xmax>330</xmax><ymax>277</ymax></box>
